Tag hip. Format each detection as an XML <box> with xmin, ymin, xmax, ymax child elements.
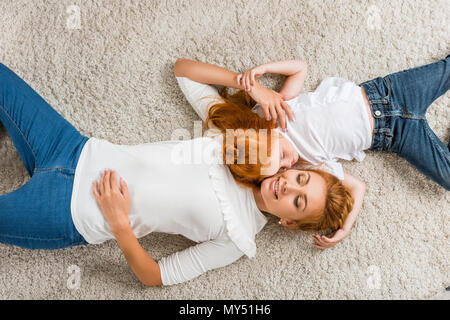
<box><xmin>0</xmin><ymin>168</ymin><xmax>89</xmax><ymax>249</ymax></box>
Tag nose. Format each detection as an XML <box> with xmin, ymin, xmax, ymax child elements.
<box><xmin>281</xmin><ymin>157</ymin><xmax>294</xmax><ymax>169</ymax></box>
<box><xmin>290</xmin><ymin>157</ymin><xmax>296</xmax><ymax>167</ymax></box>
<box><xmin>280</xmin><ymin>176</ymin><xmax>301</xmax><ymax>195</ymax></box>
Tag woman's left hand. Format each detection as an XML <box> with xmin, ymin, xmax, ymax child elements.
<box><xmin>312</xmin><ymin>228</ymin><xmax>349</xmax><ymax>249</ymax></box>
<box><xmin>92</xmin><ymin>169</ymin><xmax>130</xmax><ymax>233</ymax></box>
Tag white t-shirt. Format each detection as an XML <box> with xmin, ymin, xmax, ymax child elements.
<box><xmin>176</xmin><ymin>76</ymin><xmax>372</xmax><ymax>180</ymax></box>
<box><xmin>70</xmin><ymin>136</ymin><xmax>267</xmax><ymax>285</ymax></box>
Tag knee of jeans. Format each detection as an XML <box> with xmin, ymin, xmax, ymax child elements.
<box><xmin>443</xmin><ymin>175</ymin><xmax>450</xmax><ymax>191</ymax></box>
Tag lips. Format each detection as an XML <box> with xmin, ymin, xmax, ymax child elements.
<box><xmin>271</xmin><ymin>177</ymin><xmax>280</xmax><ymax>199</ymax></box>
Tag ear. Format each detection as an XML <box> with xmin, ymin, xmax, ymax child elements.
<box><xmin>280</xmin><ymin>219</ymin><xmax>298</xmax><ymax>230</ymax></box>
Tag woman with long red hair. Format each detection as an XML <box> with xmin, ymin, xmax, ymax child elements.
<box><xmin>174</xmin><ymin>55</ymin><xmax>450</xmax><ymax>249</ymax></box>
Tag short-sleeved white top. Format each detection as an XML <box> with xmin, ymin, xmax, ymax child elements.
<box><xmin>176</xmin><ymin>76</ymin><xmax>373</xmax><ymax>180</ymax></box>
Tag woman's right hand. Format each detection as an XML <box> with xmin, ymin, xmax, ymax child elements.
<box><xmin>92</xmin><ymin>169</ymin><xmax>131</xmax><ymax>234</ymax></box>
<box><xmin>237</xmin><ymin>65</ymin><xmax>267</xmax><ymax>92</ymax></box>
<box><xmin>245</xmin><ymin>82</ymin><xmax>295</xmax><ymax>131</ymax></box>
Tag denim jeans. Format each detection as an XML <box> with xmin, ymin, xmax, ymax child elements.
<box><xmin>359</xmin><ymin>55</ymin><xmax>450</xmax><ymax>190</ymax></box>
<box><xmin>0</xmin><ymin>63</ymin><xmax>89</xmax><ymax>249</ymax></box>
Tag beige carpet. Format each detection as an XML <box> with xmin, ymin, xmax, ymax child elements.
<box><xmin>0</xmin><ymin>0</ymin><xmax>449</xmax><ymax>299</ymax></box>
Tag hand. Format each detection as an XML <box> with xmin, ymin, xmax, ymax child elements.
<box><xmin>246</xmin><ymin>82</ymin><xmax>295</xmax><ymax>131</ymax></box>
<box><xmin>92</xmin><ymin>169</ymin><xmax>131</xmax><ymax>233</ymax></box>
<box><xmin>236</xmin><ymin>65</ymin><xmax>267</xmax><ymax>92</ymax></box>
<box><xmin>312</xmin><ymin>228</ymin><xmax>349</xmax><ymax>249</ymax></box>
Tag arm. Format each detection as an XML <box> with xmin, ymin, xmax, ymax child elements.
<box><xmin>175</xmin><ymin>75</ymin><xmax>224</xmax><ymax>122</ymax></box>
<box><xmin>273</xmin><ymin>60</ymin><xmax>308</xmax><ymax>100</ymax></box>
<box><xmin>340</xmin><ymin>172</ymin><xmax>366</xmax><ymax>231</ymax></box>
<box><xmin>174</xmin><ymin>58</ymin><xmax>244</xmax><ymax>123</ymax></box>
<box><xmin>239</xmin><ymin>60</ymin><xmax>308</xmax><ymax>100</ymax></box>
<box><xmin>113</xmin><ymin>225</ymin><xmax>162</xmax><ymax>286</ymax></box>
<box><xmin>312</xmin><ymin>172</ymin><xmax>366</xmax><ymax>249</ymax></box>
<box><xmin>174</xmin><ymin>58</ymin><xmax>243</xmax><ymax>90</ymax></box>
<box><xmin>92</xmin><ymin>169</ymin><xmax>162</xmax><ymax>286</ymax></box>
<box><xmin>158</xmin><ymin>232</ymin><xmax>244</xmax><ymax>286</ymax></box>
<box><xmin>175</xmin><ymin>58</ymin><xmax>294</xmax><ymax>130</ymax></box>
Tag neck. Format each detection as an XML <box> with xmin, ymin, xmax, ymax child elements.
<box><xmin>251</xmin><ymin>187</ymin><xmax>266</xmax><ymax>212</ymax></box>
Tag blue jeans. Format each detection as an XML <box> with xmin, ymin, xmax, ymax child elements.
<box><xmin>0</xmin><ymin>63</ymin><xmax>89</xmax><ymax>249</ymax></box>
<box><xmin>360</xmin><ymin>55</ymin><xmax>450</xmax><ymax>190</ymax></box>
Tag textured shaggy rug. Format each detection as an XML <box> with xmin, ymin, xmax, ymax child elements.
<box><xmin>0</xmin><ymin>0</ymin><xmax>449</xmax><ymax>299</ymax></box>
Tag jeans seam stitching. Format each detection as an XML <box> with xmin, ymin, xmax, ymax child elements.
<box><xmin>0</xmin><ymin>234</ymin><xmax>67</xmax><ymax>241</ymax></box>
<box><xmin>34</xmin><ymin>167</ymin><xmax>75</xmax><ymax>180</ymax></box>
<box><xmin>423</xmin><ymin>120</ymin><xmax>450</xmax><ymax>160</ymax></box>
<box><xmin>375</xmin><ymin>102</ymin><xmax>422</xmax><ymax>120</ymax></box>
<box><xmin>0</xmin><ymin>103</ymin><xmax>38</xmax><ymax>169</ymax></box>
<box><xmin>34</xmin><ymin>168</ymin><xmax>57</xmax><ymax>172</ymax></box>
<box><xmin>386</xmin><ymin>104</ymin><xmax>420</xmax><ymax>119</ymax></box>
<box><xmin>58</xmin><ymin>169</ymin><xmax>75</xmax><ymax>180</ymax></box>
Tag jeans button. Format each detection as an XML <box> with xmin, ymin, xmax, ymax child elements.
<box><xmin>374</xmin><ymin>110</ymin><xmax>381</xmax><ymax>116</ymax></box>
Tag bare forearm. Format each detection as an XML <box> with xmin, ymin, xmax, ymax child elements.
<box><xmin>342</xmin><ymin>186</ymin><xmax>364</xmax><ymax>232</ymax></box>
<box><xmin>279</xmin><ymin>60</ymin><xmax>308</xmax><ymax>100</ymax></box>
<box><xmin>174</xmin><ymin>58</ymin><xmax>243</xmax><ymax>89</ymax></box>
<box><xmin>341</xmin><ymin>174</ymin><xmax>366</xmax><ymax>232</ymax></box>
<box><xmin>113</xmin><ymin>225</ymin><xmax>162</xmax><ymax>286</ymax></box>
<box><xmin>264</xmin><ymin>60</ymin><xmax>307</xmax><ymax>100</ymax></box>
<box><xmin>262</xmin><ymin>59</ymin><xmax>306</xmax><ymax>76</ymax></box>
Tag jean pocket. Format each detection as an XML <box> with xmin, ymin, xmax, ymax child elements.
<box><xmin>58</xmin><ymin>167</ymin><xmax>75</xmax><ymax>180</ymax></box>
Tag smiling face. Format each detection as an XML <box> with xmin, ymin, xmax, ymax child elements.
<box><xmin>254</xmin><ymin>169</ymin><xmax>328</xmax><ymax>227</ymax></box>
<box><xmin>261</xmin><ymin>132</ymin><xmax>300</xmax><ymax>176</ymax></box>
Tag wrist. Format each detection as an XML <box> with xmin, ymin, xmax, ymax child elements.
<box><xmin>111</xmin><ymin>220</ymin><xmax>132</xmax><ymax>237</ymax></box>
<box><xmin>258</xmin><ymin>64</ymin><xmax>269</xmax><ymax>74</ymax></box>
<box><xmin>248</xmin><ymin>81</ymin><xmax>264</xmax><ymax>99</ymax></box>
<box><xmin>251</xmin><ymin>81</ymin><xmax>264</xmax><ymax>91</ymax></box>
<box><xmin>341</xmin><ymin>226</ymin><xmax>352</xmax><ymax>234</ymax></box>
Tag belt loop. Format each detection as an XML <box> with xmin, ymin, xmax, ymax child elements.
<box><xmin>383</xmin><ymin>75</ymin><xmax>392</xmax><ymax>100</ymax></box>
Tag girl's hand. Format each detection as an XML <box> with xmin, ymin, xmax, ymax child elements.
<box><xmin>312</xmin><ymin>228</ymin><xmax>349</xmax><ymax>249</ymax></box>
<box><xmin>246</xmin><ymin>82</ymin><xmax>295</xmax><ymax>131</ymax></box>
<box><xmin>92</xmin><ymin>169</ymin><xmax>130</xmax><ymax>233</ymax></box>
<box><xmin>236</xmin><ymin>65</ymin><xmax>267</xmax><ymax>92</ymax></box>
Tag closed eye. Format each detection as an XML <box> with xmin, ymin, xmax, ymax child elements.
<box><xmin>295</xmin><ymin>173</ymin><xmax>310</xmax><ymax>211</ymax></box>
<box><xmin>297</xmin><ymin>172</ymin><xmax>311</xmax><ymax>185</ymax></box>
